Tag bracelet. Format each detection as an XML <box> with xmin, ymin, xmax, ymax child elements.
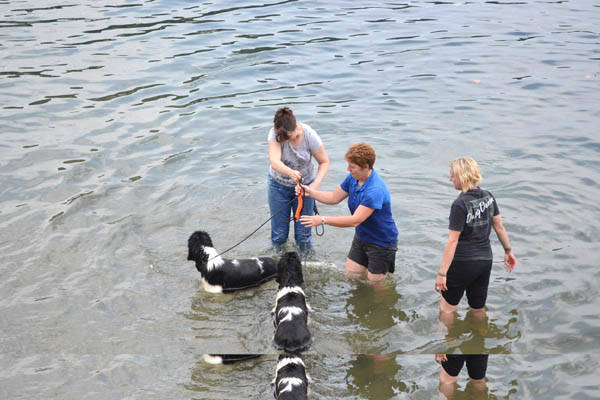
<box><xmin>437</xmin><ymin>272</ymin><xmax>447</xmax><ymax>277</ymax></box>
<box><xmin>504</xmin><ymin>247</ymin><xmax>512</xmax><ymax>253</ymax></box>
<box><xmin>321</xmin><ymin>216</ymin><xmax>326</xmax><ymax>226</ymax></box>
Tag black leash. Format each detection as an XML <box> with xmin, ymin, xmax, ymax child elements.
<box><xmin>207</xmin><ymin>197</ymin><xmax>295</xmax><ymax>261</ymax></box>
<box><xmin>207</xmin><ymin>187</ymin><xmax>325</xmax><ymax>262</ymax></box>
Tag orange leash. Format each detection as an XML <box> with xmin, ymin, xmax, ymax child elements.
<box><xmin>295</xmin><ymin>179</ymin><xmax>304</xmax><ymax>222</ymax></box>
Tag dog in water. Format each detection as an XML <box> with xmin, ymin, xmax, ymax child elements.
<box><xmin>272</xmin><ymin>252</ymin><xmax>311</xmax><ymax>353</ymax></box>
<box><xmin>272</xmin><ymin>353</ymin><xmax>309</xmax><ymax>399</ymax></box>
<box><xmin>187</xmin><ymin>231</ymin><xmax>278</xmax><ymax>293</ymax></box>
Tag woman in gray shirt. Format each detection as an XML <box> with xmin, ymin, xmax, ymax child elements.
<box><xmin>267</xmin><ymin>107</ymin><xmax>329</xmax><ymax>253</ymax></box>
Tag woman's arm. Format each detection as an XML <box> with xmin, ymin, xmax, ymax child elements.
<box><xmin>268</xmin><ymin>141</ymin><xmax>301</xmax><ymax>182</ymax></box>
<box><xmin>435</xmin><ymin>230</ymin><xmax>461</xmax><ymax>292</ymax></box>
<box><xmin>299</xmin><ymin>204</ymin><xmax>374</xmax><ymax>228</ymax></box>
<box><xmin>492</xmin><ymin>214</ymin><xmax>517</xmax><ymax>272</ymax></box>
<box><xmin>298</xmin><ymin>184</ymin><xmax>347</xmax><ymax>205</ymax></box>
<box><xmin>308</xmin><ymin>145</ymin><xmax>329</xmax><ymax>190</ymax></box>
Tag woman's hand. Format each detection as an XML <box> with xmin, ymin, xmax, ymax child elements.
<box><xmin>295</xmin><ymin>183</ymin><xmax>310</xmax><ymax>197</ymax></box>
<box><xmin>434</xmin><ymin>354</ymin><xmax>448</xmax><ymax>365</ymax></box>
<box><xmin>435</xmin><ymin>273</ymin><xmax>447</xmax><ymax>293</ymax></box>
<box><xmin>504</xmin><ymin>250</ymin><xmax>517</xmax><ymax>272</ymax></box>
<box><xmin>299</xmin><ymin>215</ymin><xmax>321</xmax><ymax>227</ymax></box>
<box><xmin>288</xmin><ymin>169</ymin><xmax>302</xmax><ymax>182</ymax></box>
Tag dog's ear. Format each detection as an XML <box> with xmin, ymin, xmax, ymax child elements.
<box><xmin>188</xmin><ymin>231</ymin><xmax>210</xmax><ymax>261</ymax></box>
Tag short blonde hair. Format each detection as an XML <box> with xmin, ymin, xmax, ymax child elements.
<box><xmin>345</xmin><ymin>142</ymin><xmax>376</xmax><ymax>169</ymax></box>
<box><xmin>450</xmin><ymin>157</ymin><xmax>482</xmax><ymax>192</ymax></box>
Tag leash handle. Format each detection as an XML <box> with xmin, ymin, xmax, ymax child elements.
<box><xmin>294</xmin><ymin>178</ymin><xmax>304</xmax><ymax>222</ymax></box>
<box><xmin>313</xmin><ymin>203</ymin><xmax>324</xmax><ymax>236</ymax></box>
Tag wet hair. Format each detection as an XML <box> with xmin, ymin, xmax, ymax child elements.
<box><xmin>345</xmin><ymin>142</ymin><xmax>376</xmax><ymax>169</ymax></box>
<box><xmin>450</xmin><ymin>157</ymin><xmax>482</xmax><ymax>192</ymax></box>
<box><xmin>273</xmin><ymin>107</ymin><xmax>297</xmax><ymax>143</ymax></box>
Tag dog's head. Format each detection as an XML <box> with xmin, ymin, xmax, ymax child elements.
<box><xmin>276</xmin><ymin>251</ymin><xmax>304</xmax><ymax>287</ymax></box>
<box><xmin>187</xmin><ymin>231</ymin><xmax>213</xmax><ymax>263</ymax></box>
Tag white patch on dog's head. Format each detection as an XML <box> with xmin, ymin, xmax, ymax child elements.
<box><xmin>275</xmin><ymin>286</ymin><xmax>305</xmax><ymax>302</ymax></box>
<box><xmin>253</xmin><ymin>257</ymin><xmax>264</xmax><ymax>273</ymax></box>
<box><xmin>231</xmin><ymin>259</ymin><xmax>239</xmax><ymax>266</ymax></box>
<box><xmin>277</xmin><ymin>306</ymin><xmax>304</xmax><ymax>323</ymax></box>
<box><xmin>278</xmin><ymin>377</ymin><xmax>304</xmax><ymax>394</ymax></box>
<box><xmin>202</xmin><ymin>278</ymin><xmax>223</xmax><ymax>293</ymax></box>
<box><xmin>203</xmin><ymin>246</ymin><xmax>224</xmax><ymax>271</ymax></box>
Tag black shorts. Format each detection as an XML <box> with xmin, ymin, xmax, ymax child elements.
<box><xmin>442</xmin><ymin>354</ymin><xmax>489</xmax><ymax>380</ymax></box>
<box><xmin>347</xmin><ymin>234</ymin><xmax>397</xmax><ymax>275</ymax></box>
<box><xmin>441</xmin><ymin>259</ymin><xmax>492</xmax><ymax>309</ymax></box>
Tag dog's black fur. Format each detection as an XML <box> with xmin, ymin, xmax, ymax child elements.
<box><xmin>272</xmin><ymin>252</ymin><xmax>311</xmax><ymax>353</ymax></box>
<box><xmin>187</xmin><ymin>230</ymin><xmax>278</xmax><ymax>293</ymax></box>
<box><xmin>272</xmin><ymin>354</ymin><xmax>309</xmax><ymax>400</ymax></box>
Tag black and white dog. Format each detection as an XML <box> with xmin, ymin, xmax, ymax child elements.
<box><xmin>187</xmin><ymin>231</ymin><xmax>278</xmax><ymax>293</ymax></box>
<box><xmin>272</xmin><ymin>252</ymin><xmax>311</xmax><ymax>353</ymax></box>
<box><xmin>272</xmin><ymin>354</ymin><xmax>309</xmax><ymax>400</ymax></box>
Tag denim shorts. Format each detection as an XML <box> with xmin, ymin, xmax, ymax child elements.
<box><xmin>347</xmin><ymin>234</ymin><xmax>397</xmax><ymax>275</ymax></box>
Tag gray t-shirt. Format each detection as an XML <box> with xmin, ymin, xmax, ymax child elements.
<box><xmin>268</xmin><ymin>123</ymin><xmax>323</xmax><ymax>187</ymax></box>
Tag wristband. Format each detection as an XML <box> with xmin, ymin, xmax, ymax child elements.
<box><xmin>504</xmin><ymin>247</ymin><xmax>512</xmax><ymax>253</ymax></box>
<box><xmin>437</xmin><ymin>272</ymin><xmax>447</xmax><ymax>277</ymax></box>
<box><xmin>321</xmin><ymin>216</ymin><xmax>326</xmax><ymax>226</ymax></box>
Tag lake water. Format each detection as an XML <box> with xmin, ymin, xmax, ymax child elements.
<box><xmin>1</xmin><ymin>0</ymin><xmax>599</xmax><ymax>398</ymax></box>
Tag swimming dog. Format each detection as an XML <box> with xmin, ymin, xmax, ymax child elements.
<box><xmin>187</xmin><ymin>231</ymin><xmax>278</xmax><ymax>293</ymax></box>
<box><xmin>272</xmin><ymin>354</ymin><xmax>309</xmax><ymax>399</ymax></box>
<box><xmin>272</xmin><ymin>252</ymin><xmax>311</xmax><ymax>353</ymax></box>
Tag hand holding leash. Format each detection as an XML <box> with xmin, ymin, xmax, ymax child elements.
<box><xmin>294</xmin><ymin>178</ymin><xmax>304</xmax><ymax>222</ymax></box>
<box><xmin>288</xmin><ymin>169</ymin><xmax>302</xmax><ymax>182</ymax></box>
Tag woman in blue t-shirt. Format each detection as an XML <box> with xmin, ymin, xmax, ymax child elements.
<box><xmin>298</xmin><ymin>142</ymin><xmax>398</xmax><ymax>283</ymax></box>
<box><xmin>435</xmin><ymin>157</ymin><xmax>517</xmax><ymax>319</ymax></box>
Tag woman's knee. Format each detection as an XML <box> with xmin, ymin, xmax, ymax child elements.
<box><xmin>440</xmin><ymin>296</ymin><xmax>458</xmax><ymax>313</ymax></box>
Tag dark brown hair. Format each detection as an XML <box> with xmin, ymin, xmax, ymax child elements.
<box><xmin>273</xmin><ymin>107</ymin><xmax>297</xmax><ymax>143</ymax></box>
<box><xmin>345</xmin><ymin>142</ymin><xmax>376</xmax><ymax>169</ymax></box>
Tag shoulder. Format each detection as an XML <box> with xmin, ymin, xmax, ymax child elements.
<box><xmin>301</xmin><ymin>122</ymin><xmax>316</xmax><ymax>134</ymax></box>
<box><xmin>341</xmin><ymin>173</ymin><xmax>354</xmax><ymax>188</ymax></box>
<box><xmin>369</xmin><ymin>170</ymin><xmax>389</xmax><ymax>191</ymax></box>
<box><xmin>451</xmin><ymin>193</ymin><xmax>467</xmax><ymax>209</ymax></box>
<box><xmin>267</xmin><ymin>127</ymin><xmax>276</xmax><ymax>141</ymax></box>
<box><xmin>301</xmin><ymin>123</ymin><xmax>321</xmax><ymax>140</ymax></box>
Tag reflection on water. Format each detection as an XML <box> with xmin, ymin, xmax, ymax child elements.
<box><xmin>437</xmin><ymin>354</ymin><xmax>489</xmax><ymax>400</ymax></box>
<box><xmin>1</xmin><ymin>0</ymin><xmax>600</xmax><ymax>398</ymax></box>
<box><xmin>346</xmin><ymin>354</ymin><xmax>413</xmax><ymax>399</ymax></box>
<box><xmin>440</xmin><ymin>308</ymin><xmax>520</xmax><ymax>354</ymax></box>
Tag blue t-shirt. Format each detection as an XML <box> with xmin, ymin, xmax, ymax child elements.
<box><xmin>340</xmin><ymin>169</ymin><xmax>398</xmax><ymax>248</ymax></box>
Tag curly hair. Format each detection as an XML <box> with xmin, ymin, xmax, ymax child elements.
<box><xmin>273</xmin><ymin>107</ymin><xmax>297</xmax><ymax>143</ymax></box>
<box><xmin>450</xmin><ymin>157</ymin><xmax>482</xmax><ymax>192</ymax></box>
<box><xmin>345</xmin><ymin>142</ymin><xmax>376</xmax><ymax>169</ymax></box>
